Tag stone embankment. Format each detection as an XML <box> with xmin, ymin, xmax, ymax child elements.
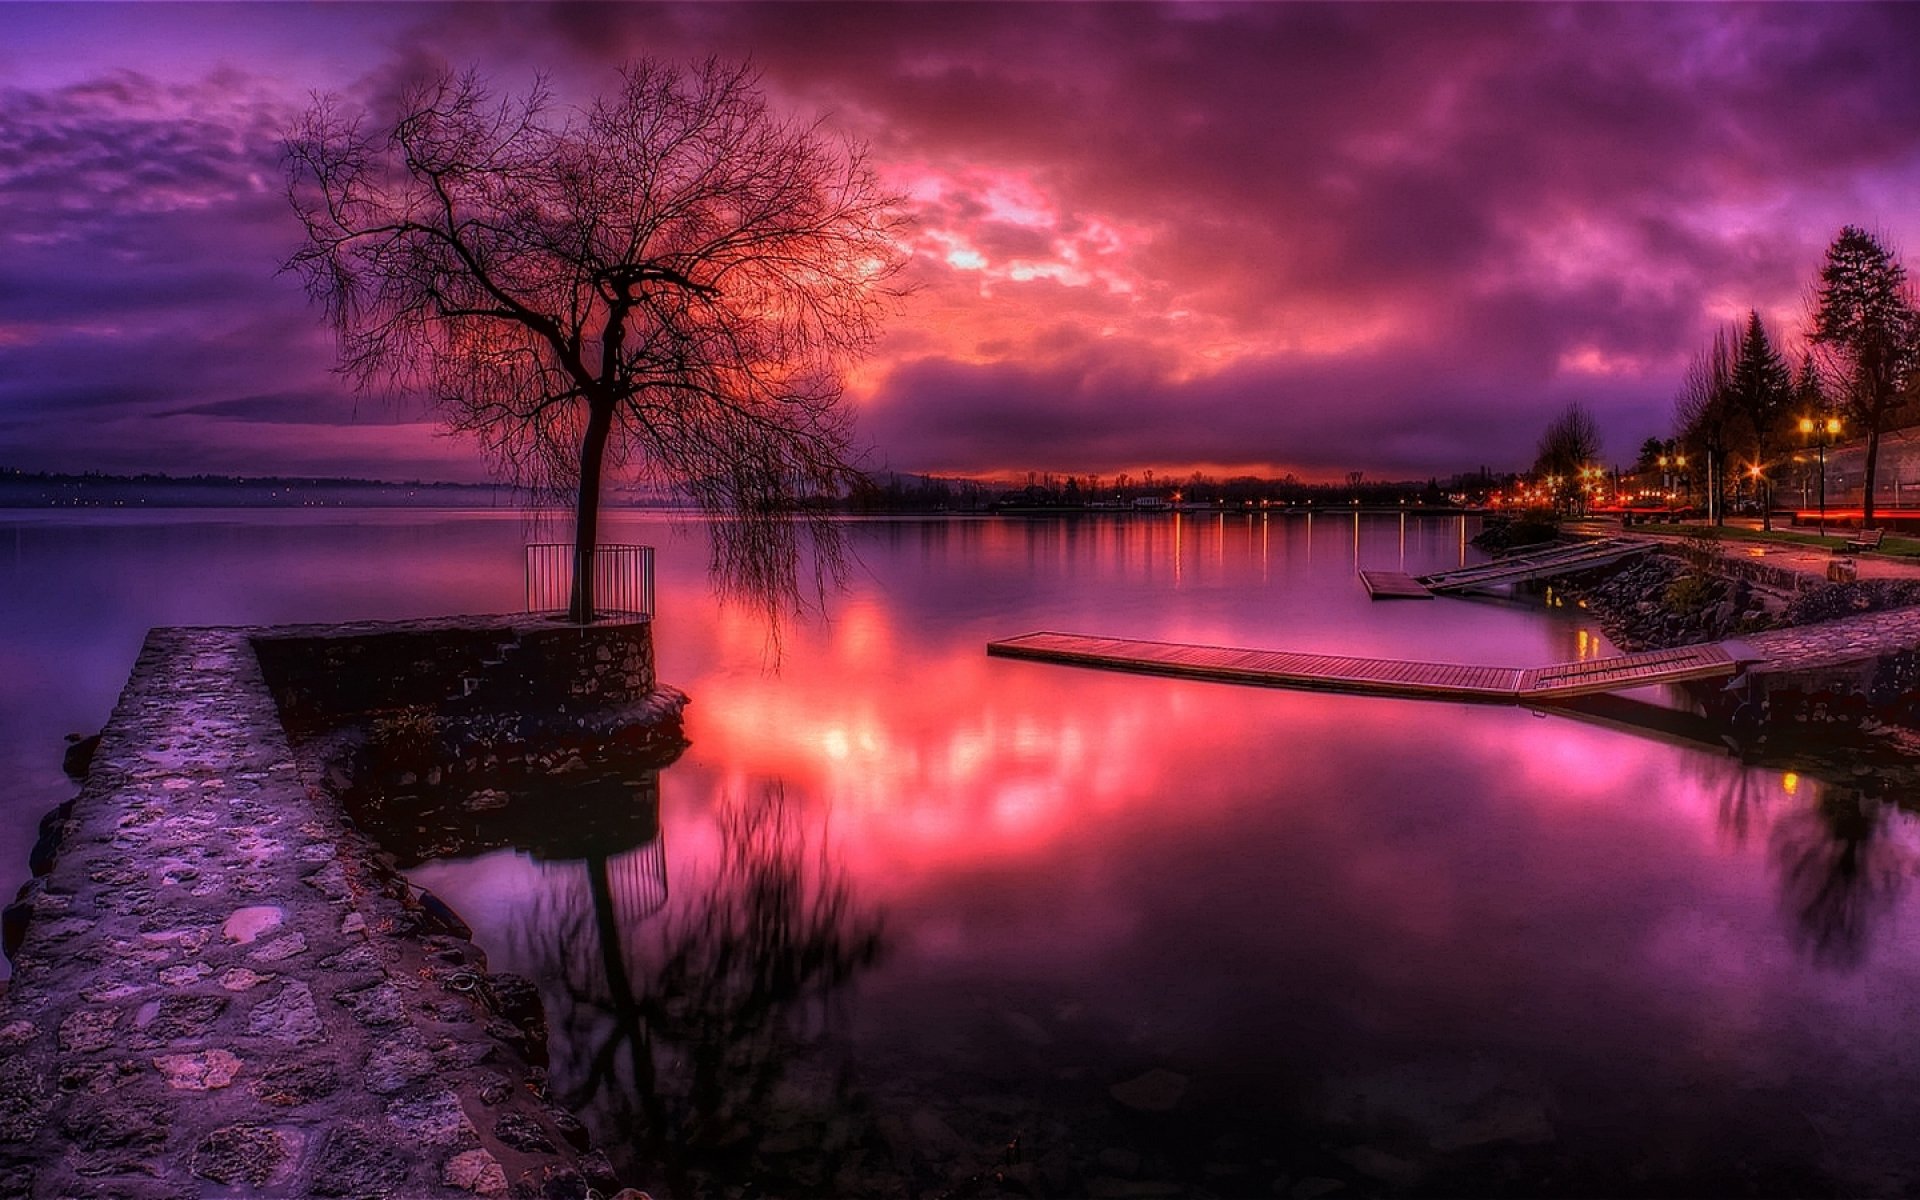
<box><xmin>1545</xmin><ymin>532</ymin><xmax>1920</xmax><ymax>727</ymax></box>
<box><xmin>0</xmin><ymin>616</ymin><xmax>684</xmax><ymax>1199</ymax></box>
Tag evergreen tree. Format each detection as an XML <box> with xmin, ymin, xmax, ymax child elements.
<box><xmin>1808</xmin><ymin>226</ymin><xmax>1920</xmax><ymax>529</ymax></box>
<box><xmin>1728</xmin><ymin>311</ymin><xmax>1793</xmax><ymax>528</ymax></box>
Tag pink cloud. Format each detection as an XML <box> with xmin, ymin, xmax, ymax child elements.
<box><xmin>4</xmin><ymin>4</ymin><xmax>1920</xmax><ymax>481</ymax></box>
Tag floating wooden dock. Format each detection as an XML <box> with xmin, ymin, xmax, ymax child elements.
<box><xmin>1358</xmin><ymin>569</ymin><xmax>1434</xmax><ymax>599</ymax></box>
<box><xmin>1383</xmin><ymin>537</ymin><xmax>1650</xmax><ymax>598</ymax></box>
<box><xmin>986</xmin><ymin>631</ymin><xmax>1748</xmax><ymax>703</ymax></box>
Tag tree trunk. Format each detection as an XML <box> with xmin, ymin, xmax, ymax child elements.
<box><xmin>1759</xmin><ymin>435</ymin><xmax>1772</xmax><ymax>531</ymax></box>
<box><xmin>1863</xmin><ymin>426</ymin><xmax>1882</xmax><ymax>531</ymax></box>
<box><xmin>569</xmin><ymin>401</ymin><xmax>617</xmax><ymax>623</ymax></box>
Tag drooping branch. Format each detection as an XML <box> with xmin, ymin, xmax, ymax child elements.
<box><xmin>285</xmin><ymin>60</ymin><xmax>909</xmax><ymax>628</ymax></box>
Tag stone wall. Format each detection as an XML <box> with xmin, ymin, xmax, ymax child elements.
<box><xmin>1549</xmin><ymin>550</ymin><xmax>1920</xmax><ymax>730</ymax></box>
<box><xmin>0</xmin><ymin>628</ymin><xmax>638</xmax><ymax>1199</ymax></box>
<box><xmin>0</xmin><ymin>617</ymin><xmax>682</xmax><ymax>1198</ymax></box>
<box><xmin>252</xmin><ymin>615</ymin><xmax>658</xmax><ymax>736</ymax></box>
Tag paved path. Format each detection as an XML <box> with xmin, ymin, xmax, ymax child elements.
<box><xmin>0</xmin><ymin>629</ymin><xmax>620</xmax><ymax>1199</ymax></box>
<box><xmin>1743</xmin><ymin>606</ymin><xmax>1920</xmax><ymax>671</ymax></box>
<box><xmin>1567</xmin><ymin>518</ymin><xmax>1920</xmax><ymax>584</ymax></box>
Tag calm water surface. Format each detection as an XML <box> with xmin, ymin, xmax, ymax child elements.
<box><xmin>3</xmin><ymin>510</ymin><xmax>1918</xmax><ymax>1196</ymax></box>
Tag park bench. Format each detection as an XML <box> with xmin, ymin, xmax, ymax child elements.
<box><xmin>1838</xmin><ymin>528</ymin><xmax>1885</xmax><ymax>555</ymax></box>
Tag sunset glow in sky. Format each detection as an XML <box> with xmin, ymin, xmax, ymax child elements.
<box><xmin>4</xmin><ymin>2</ymin><xmax>1919</xmax><ymax>482</ymax></box>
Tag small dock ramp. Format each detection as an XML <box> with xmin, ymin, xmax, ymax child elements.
<box><xmin>1358</xmin><ymin>570</ymin><xmax>1434</xmax><ymax>599</ymax></box>
<box><xmin>1517</xmin><ymin>643</ymin><xmax>1745</xmax><ymax>699</ymax></box>
<box><xmin>1398</xmin><ymin>537</ymin><xmax>1649</xmax><ymax>598</ymax></box>
<box><xmin>987</xmin><ymin>631</ymin><xmax>1747</xmax><ymax>704</ymax></box>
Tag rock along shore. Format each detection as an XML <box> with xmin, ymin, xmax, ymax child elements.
<box><xmin>0</xmin><ymin>619</ymin><xmax>682</xmax><ymax>1200</ymax></box>
<box><xmin>1537</xmin><ymin>529</ymin><xmax>1920</xmax><ymax>731</ymax></box>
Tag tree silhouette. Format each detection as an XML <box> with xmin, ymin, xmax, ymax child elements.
<box><xmin>1533</xmin><ymin>401</ymin><xmax>1599</xmax><ymax>511</ymax></box>
<box><xmin>1769</xmin><ymin>783</ymin><xmax>1904</xmax><ymax>969</ymax></box>
<box><xmin>1675</xmin><ymin>328</ymin><xmax>1737</xmax><ymax>523</ymax></box>
<box><xmin>286</xmin><ymin>61</ymin><xmax>907</xmax><ymax>623</ymax></box>
<box><xmin>1808</xmin><ymin>226</ymin><xmax>1919</xmax><ymax>531</ymax></box>
<box><xmin>1727</xmin><ymin>310</ymin><xmax>1793</xmax><ymax>529</ymax></box>
<box><xmin>513</xmin><ymin>786</ymin><xmax>886</xmax><ymax>1195</ymax></box>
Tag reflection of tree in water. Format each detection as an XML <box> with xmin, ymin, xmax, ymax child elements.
<box><xmin>1711</xmin><ymin>766</ymin><xmax>1771</xmax><ymax>847</ymax></box>
<box><xmin>1693</xmin><ymin>751</ymin><xmax>1911</xmax><ymax>969</ymax></box>
<box><xmin>514</xmin><ymin>785</ymin><xmax>887</xmax><ymax>1196</ymax></box>
<box><xmin>1768</xmin><ymin>779</ymin><xmax>1906</xmax><ymax>969</ymax></box>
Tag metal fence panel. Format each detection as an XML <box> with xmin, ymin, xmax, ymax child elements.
<box><xmin>525</xmin><ymin>543</ymin><xmax>655</xmax><ymax>620</ymax></box>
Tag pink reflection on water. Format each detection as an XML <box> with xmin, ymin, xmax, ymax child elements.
<box><xmin>386</xmin><ymin>513</ymin><xmax>1920</xmax><ymax>1190</ymax></box>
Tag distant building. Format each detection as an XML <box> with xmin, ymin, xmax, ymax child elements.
<box><xmin>1795</xmin><ymin>427</ymin><xmax>1920</xmax><ymax>515</ymax></box>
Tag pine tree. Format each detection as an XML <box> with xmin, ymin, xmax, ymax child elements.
<box><xmin>1808</xmin><ymin>226</ymin><xmax>1920</xmax><ymax>530</ymax></box>
<box><xmin>1728</xmin><ymin>311</ymin><xmax>1793</xmax><ymax>528</ymax></box>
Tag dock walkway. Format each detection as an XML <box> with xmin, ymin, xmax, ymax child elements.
<box><xmin>1357</xmin><ymin>570</ymin><xmax>1434</xmax><ymax>600</ymax></box>
<box><xmin>986</xmin><ymin>631</ymin><xmax>1746</xmax><ymax>703</ymax></box>
<box><xmin>1356</xmin><ymin>538</ymin><xmax>1649</xmax><ymax>601</ymax></box>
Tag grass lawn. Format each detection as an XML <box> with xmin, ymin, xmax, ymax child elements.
<box><xmin>1633</xmin><ymin>522</ymin><xmax>1920</xmax><ymax>558</ymax></box>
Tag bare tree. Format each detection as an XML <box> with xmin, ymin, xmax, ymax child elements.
<box><xmin>1533</xmin><ymin>401</ymin><xmax>1600</xmax><ymax>510</ymax></box>
<box><xmin>1808</xmin><ymin>225</ymin><xmax>1920</xmax><ymax>530</ymax></box>
<box><xmin>286</xmin><ymin>61</ymin><xmax>907</xmax><ymax>624</ymax></box>
<box><xmin>1674</xmin><ymin>328</ymin><xmax>1737</xmax><ymax>524</ymax></box>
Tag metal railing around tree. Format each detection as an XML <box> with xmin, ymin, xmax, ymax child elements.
<box><xmin>524</xmin><ymin>543</ymin><xmax>656</xmax><ymax>621</ymax></box>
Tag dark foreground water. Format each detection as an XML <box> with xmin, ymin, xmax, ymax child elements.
<box><xmin>5</xmin><ymin>510</ymin><xmax>1919</xmax><ymax>1197</ymax></box>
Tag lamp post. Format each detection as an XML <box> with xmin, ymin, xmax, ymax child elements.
<box><xmin>1799</xmin><ymin>415</ymin><xmax>1841</xmax><ymax>538</ymax></box>
<box><xmin>1657</xmin><ymin>453</ymin><xmax>1690</xmax><ymax>513</ymax></box>
<box><xmin>1748</xmin><ymin>464</ymin><xmax>1769</xmax><ymax>529</ymax></box>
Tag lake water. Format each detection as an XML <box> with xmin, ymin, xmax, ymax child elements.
<box><xmin>4</xmin><ymin>509</ymin><xmax>1919</xmax><ymax>1197</ymax></box>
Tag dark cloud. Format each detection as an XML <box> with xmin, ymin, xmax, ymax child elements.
<box><xmin>861</xmin><ymin>336</ymin><xmax>1626</xmax><ymax>481</ymax></box>
<box><xmin>157</xmin><ymin>392</ymin><xmax>419</xmax><ymax>427</ymax></box>
<box><xmin>0</xmin><ymin>69</ymin><xmax>383</xmax><ymax>471</ymax></box>
<box><xmin>3</xmin><ymin>3</ymin><xmax>1919</xmax><ymax>479</ymax></box>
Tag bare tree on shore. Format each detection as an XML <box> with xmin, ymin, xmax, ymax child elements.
<box><xmin>286</xmin><ymin>61</ymin><xmax>907</xmax><ymax>625</ymax></box>
<box><xmin>1533</xmin><ymin>401</ymin><xmax>1600</xmax><ymax>510</ymax></box>
<box><xmin>1675</xmin><ymin>328</ymin><xmax>1737</xmax><ymax>524</ymax></box>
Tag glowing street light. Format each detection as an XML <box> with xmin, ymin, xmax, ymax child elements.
<box><xmin>1657</xmin><ymin>452</ymin><xmax>1690</xmax><ymax>510</ymax></box>
<box><xmin>1799</xmin><ymin>415</ymin><xmax>1842</xmax><ymax>537</ymax></box>
<box><xmin>1746</xmin><ymin>462</ymin><xmax>1773</xmax><ymax>529</ymax></box>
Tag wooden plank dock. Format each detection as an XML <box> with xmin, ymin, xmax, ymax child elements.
<box><xmin>1358</xmin><ymin>569</ymin><xmax>1434</xmax><ymax>599</ymax></box>
<box><xmin>986</xmin><ymin>631</ymin><xmax>1747</xmax><ymax>703</ymax></box>
<box><xmin>1516</xmin><ymin>643</ymin><xmax>1744</xmax><ymax>698</ymax></box>
<box><xmin>1405</xmin><ymin>537</ymin><xmax>1650</xmax><ymax>597</ymax></box>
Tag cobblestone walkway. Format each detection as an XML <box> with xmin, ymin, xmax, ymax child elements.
<box><xmin>0</xmin><ymin>629</ymin><xmax>623</xmax><ymax>1199</ymax></box>
<box><xmin>1743</xmin><ymin>605</ymin><xmax>1920</xmax><ymax>670</ymax></box>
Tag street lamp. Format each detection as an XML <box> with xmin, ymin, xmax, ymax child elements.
<box><xmin>1747</xmin><ymin>463</ymin><xmax>1770</xmax><ymax>530</ymax></box>
<box><xmin>1798</xmin><ymin>415</ymin><xmax>1842</xmax><ymax>537</ymax></box>
<box><xmin>1657</xmin><ymin>453</ymin><xmax>1690</xmax><ymax>512</ymax></box>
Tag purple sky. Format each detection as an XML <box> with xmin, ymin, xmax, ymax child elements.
<box><xmin>3</xmin><ymin>3</ymin><xmax>1917</xmax><ymax>483</ymax></box>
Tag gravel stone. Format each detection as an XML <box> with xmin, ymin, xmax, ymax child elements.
<box><xmin>247</xmin><ymin>981</ymin><xmax>323</xmax><ymax>1045</ymax></box>
<box><xmin>191</xmin><ymin>1122</ymin><xmax>292</xmax><ymax>1187</ymax></box>
<box><xmin>152</xmin><ymin>1049</ymin><xmax>242</xmax><ymax>1091</ymax></box>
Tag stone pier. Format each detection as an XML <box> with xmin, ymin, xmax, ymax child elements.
<box><xmin>0</xmin><ymin>617</ymin><xmax>684</xmax><ymax>1199</ymax></box>
<box><xmin>1738</xmin><ymin>605</ymin><xmax>1920</xmax><ymax>715</ymax></box>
